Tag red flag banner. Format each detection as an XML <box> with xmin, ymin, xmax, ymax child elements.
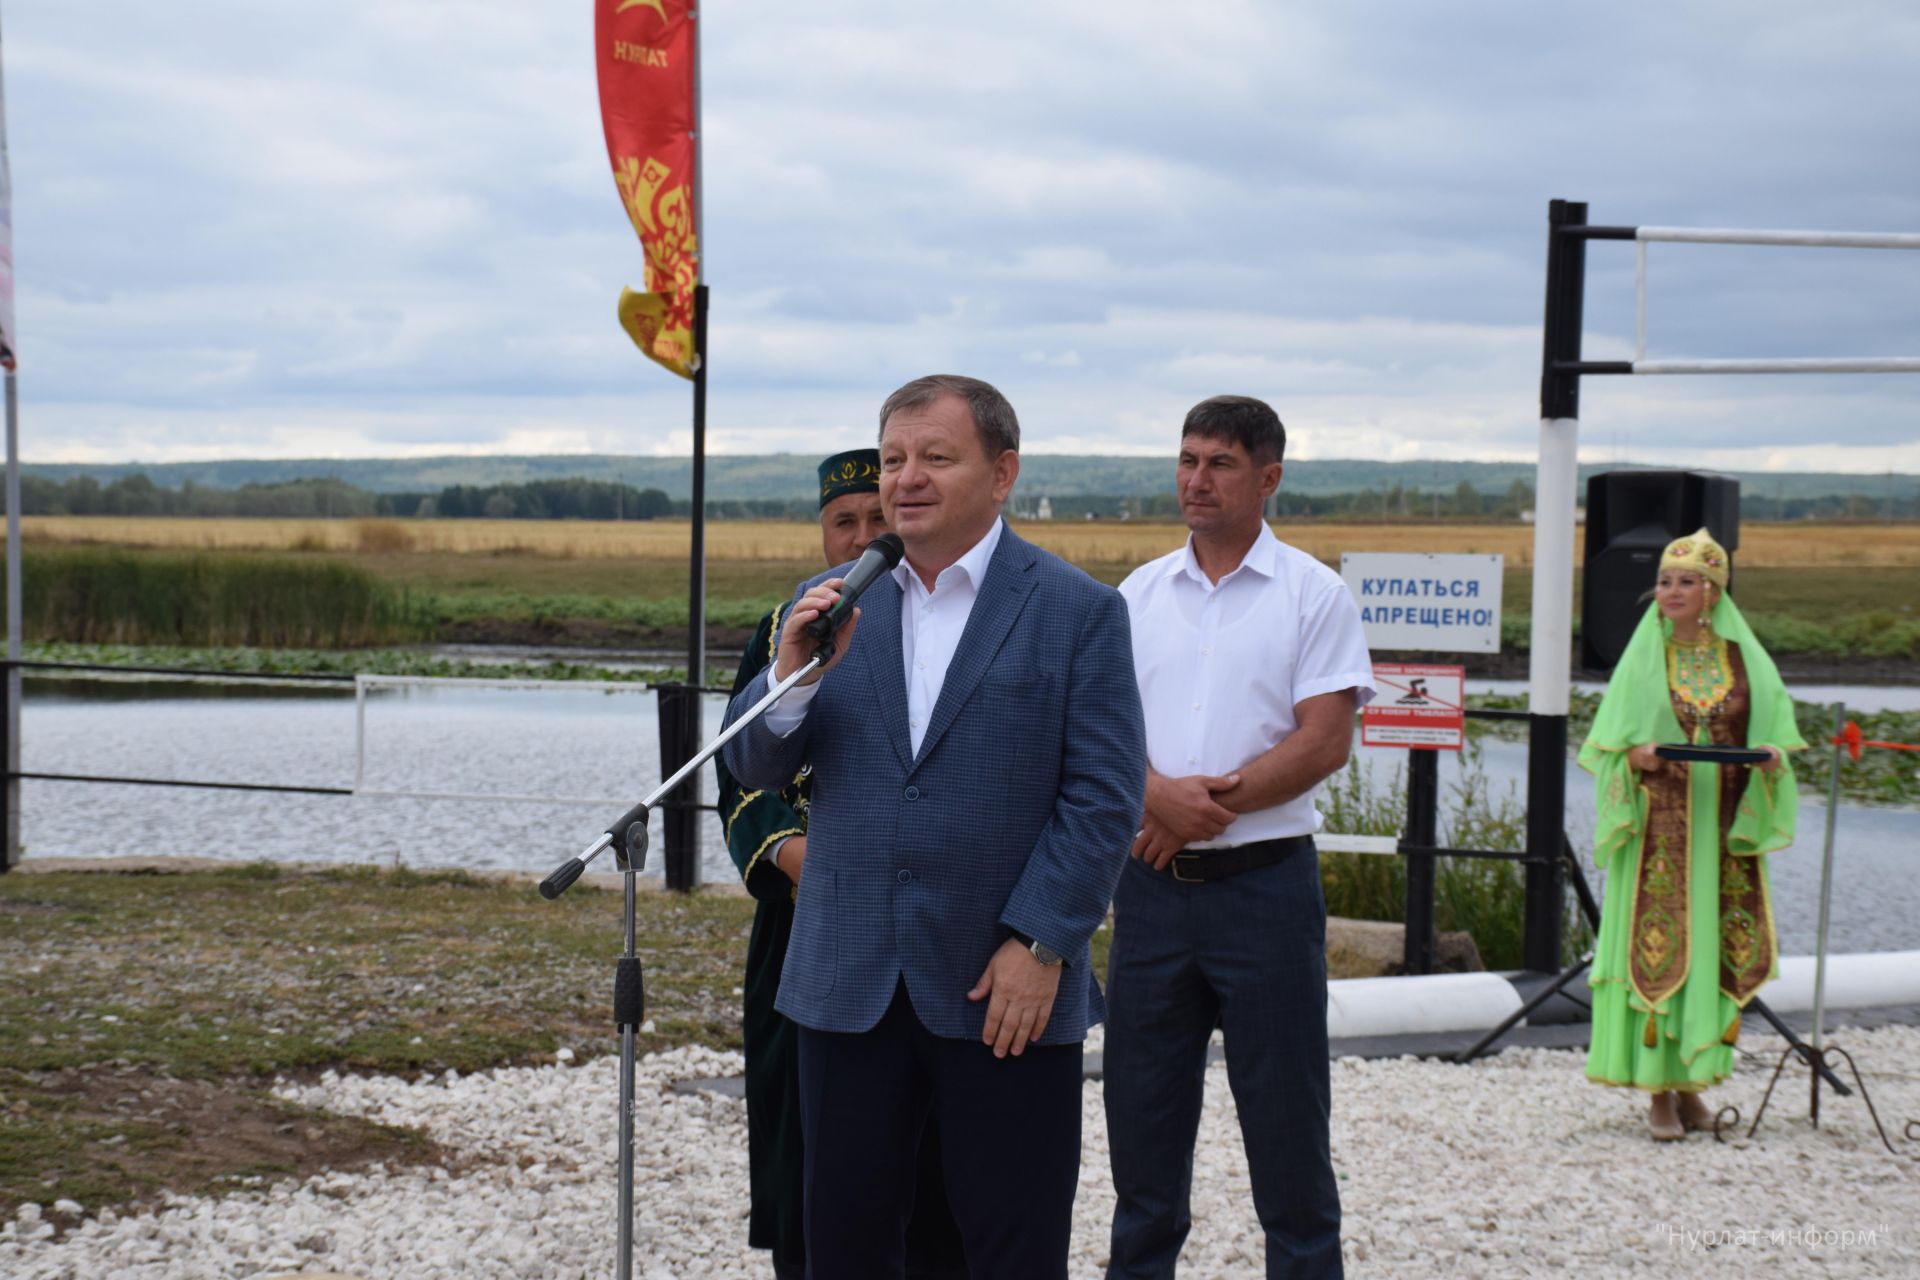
<box><xmin>596</xmin><ymin>0</ymin><xmax>699</xmax><ymax>379</ymax></box>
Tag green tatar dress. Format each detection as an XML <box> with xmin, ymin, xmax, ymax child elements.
<box><xmin>1579</xmin><ymin>596</ymin><xmax>1805</xmax><ymax>1093</ymax></box>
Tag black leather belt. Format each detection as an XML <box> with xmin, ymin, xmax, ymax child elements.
<box><xmin>1167</xmin><ymin>835</ymin><xmax>1314</xmax><ymax>884</ymax></box>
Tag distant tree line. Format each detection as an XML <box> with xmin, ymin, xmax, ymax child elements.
<box><xmin>12</xmin><ymin>474</ymin><xmax>677</xmax><ymax>521</ymax></box>
<box><xmin>10</xmin><ymin>471</ymin><xmax>1915</xmax><ymax>522</ymax></box>
<box><xmin>1031</xmin><ymin>479</ymin><xmax>1541</xmax><ymax>522</ymax></box>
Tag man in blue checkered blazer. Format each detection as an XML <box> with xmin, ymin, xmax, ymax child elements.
<box><xmin>723</xmin><ymin>375</ymin><xmax>1146</xmax><ymax>1279</ymax></box>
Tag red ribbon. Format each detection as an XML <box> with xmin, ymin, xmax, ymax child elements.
<box><xmin>1831</xmin><ymin>720</ymin><xmax>1920</xmax><ymax>760</ymax></box>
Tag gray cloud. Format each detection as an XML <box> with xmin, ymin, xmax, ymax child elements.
<box><xmin>8</xmin><ymin>0</ymin><xmax>1919</xmax><ymax>468</ymax></box>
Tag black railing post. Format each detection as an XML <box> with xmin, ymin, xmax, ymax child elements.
<box><xmin>687</xmin><ymin>284</ymin><xmax>710</xmax><ymax>703</ymax></box>
<box><xmin>655</xmin><ymin>682</ymin><xmax>702</xmax><ymax>892</ymax></box>
<box><xmin>1401</xmin><ymin>747</ymin><xmax>1439</xmax><ymax>973</ymax></box>
<box><xmin>1</xmin><ymin>659</ymin><xmax>12</xmax><ymax>873</ymax></box>
<box><xmin>1524</xmin><ymin>716</ymin><xmax>1568</xmax><ymax>969</ymax></box>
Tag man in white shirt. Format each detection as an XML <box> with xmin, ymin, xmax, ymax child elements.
<box><xmin>1105</xmin><ymin>395</ymin><xmax>1374</xmax><ymax>1280</ymax></box>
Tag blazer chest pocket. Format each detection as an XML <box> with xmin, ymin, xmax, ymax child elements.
<box><xmin>979</xmin><ymin>673</ymin><xmax>1054</xmax><ymax>712</ymax></box>
<box><xmin>976</xmin><ymin>673</ymin><xmax>1061</xmax><ymax>775</ymax></box>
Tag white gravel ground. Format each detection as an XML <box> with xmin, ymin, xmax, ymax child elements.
<box><xmin>4</xmin><ymin>1025</ymin><xmax>1917</xmax><ymax>1279</ymax></box>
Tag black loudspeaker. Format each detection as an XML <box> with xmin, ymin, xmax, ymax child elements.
<box><xmin>1581</xmin><ymin>469</ymin><xmax>1740</xmax><ymax>671</ymax></box>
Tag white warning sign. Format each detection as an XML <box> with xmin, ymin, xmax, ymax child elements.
<box><xmin>1362</xmin><ymin>662</ymin><xmax>1466</xmax><ymax>750</ymax></box>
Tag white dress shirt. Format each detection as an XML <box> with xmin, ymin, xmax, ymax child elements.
<box><xmin>1118</xmin><ymin>523</ymin><xmax>1375</xmax><ymax>845</ymax></box>
<box><xmin>763</xmin><ymin>518</ymin><xmax>1005</xmax><ymax>756</ymax></box>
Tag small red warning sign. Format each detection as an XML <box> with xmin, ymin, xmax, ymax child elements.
<box><xmin>1362</xmin><ymin>663</ymin><xmax>1466</xmax><ymax>750</ymax></box>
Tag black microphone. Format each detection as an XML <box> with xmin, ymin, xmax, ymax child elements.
<box><xmin>804</xmin><ymin>533</ymin><xmax>905</xmax><ymax>642</ymax></box>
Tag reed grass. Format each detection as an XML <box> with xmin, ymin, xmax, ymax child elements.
<box><xmin>430</xmin><ymin>590</ymin><xmax>781</xmax><ymax>630</ymax></box>
<box><xmin>12</xmin><ymin>547</ymin><xmax>433</xmax><ymax>648</ymax></box>
<box><xmin>352</xmin><ymin>518</ymin><xmax>415</xmax><ymax>553</ymax></box>
<box><xmin>1318</xmin><ymin>742</ymin><xmax>1592</xmax><ymax>970</ymax></box>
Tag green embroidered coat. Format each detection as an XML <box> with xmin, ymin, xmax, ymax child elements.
<box><xmin>1578</xmin><ymin>595</ymin><xmax>1804</xmax><ymax>1093</ymax></box>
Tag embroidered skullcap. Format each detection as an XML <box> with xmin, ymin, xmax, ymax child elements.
<box><xmin>817</xmin><ymin>449</ymin><xmax>881</xmax><ymax>509</ymax></box>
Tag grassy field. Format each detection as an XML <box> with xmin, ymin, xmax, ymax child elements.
<box><xmin>0</xmin><ymin>866</ymin><xmax>765</xmax><ymax>1220</ymax></box>
<box><xmin>16</xmin><ymin>516</ymin><xmax>1920</xmax><ymax>661</ymax></box>
<box><xmin>12</xmin><ymin>546</ymin><xmax>433</xmax><ymax>648</ymax></box>
<box><xmin>25</xmin><ymin>514</ymin><xmax>1920</xmax><ymax>567</ymax></box>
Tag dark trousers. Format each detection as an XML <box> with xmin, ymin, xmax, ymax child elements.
<box><xmin>797</xmin><ymin>980</ymin><xmax>1084</xmax><ymax>1279</ymax></box>
<box><xmin>1103</xmin><ymin>846</ymin><xmax>1343</xmax><ymax>1280</ymax></box>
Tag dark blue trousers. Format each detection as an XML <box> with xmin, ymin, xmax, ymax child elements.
<box><xmin>797</xmin><ymin>980</ymin><xmax>1084</xmax><ymax>1280</ymax></box>
<box><xmin>1103</xmin><ymin>847</ymin><xmax>1343</xmax><ymax>1279</ymax></box>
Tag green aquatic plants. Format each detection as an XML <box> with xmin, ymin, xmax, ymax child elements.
<box><xmin>1318</xmin><ymin>741</ymin><xmax>1591</xmax><ymax>971</ymax></box>
<box><xmin>9</xmin><ymin>547</ymin><xmax>433</xmax><ymax>648</ymax></box>
<box><xmin>22</xmin><ymin>641</ymin><xmax>732</xmax><ymax>688</ymax></box>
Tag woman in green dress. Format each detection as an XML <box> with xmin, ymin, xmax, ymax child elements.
<box><xmin>1580</xmin><ymin>528</ymin><xmax>1805</xmax><ymax>1140</ymax></box>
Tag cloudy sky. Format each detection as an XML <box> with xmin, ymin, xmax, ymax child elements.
<box><xmin>7</xmin><ymin>1</ymin><xmax>1919</xmax><ymax>470</ymax></box>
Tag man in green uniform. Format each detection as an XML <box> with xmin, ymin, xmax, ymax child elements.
<box><xmin>715</xmin><ymin>448</ymin><xmax>968</xmax><ymax>1280</ymax></box>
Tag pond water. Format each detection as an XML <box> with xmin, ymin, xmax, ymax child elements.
<box><xmin>17</xmin><ymin>676</ymin><xmax>1919</xmax><ymax>956</ymax></box>
<box><xmin>18</xmin><ymin>679</ymin><xmax>733</xmax><ymax>886</ymax></box>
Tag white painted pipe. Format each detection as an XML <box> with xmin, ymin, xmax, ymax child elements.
<box><xmin>1634</xmin><ymin>240</ymin><xmax>1648</xmax><ymax>364</ymax></box>
<box><xmin>1527</xmin><ymin>418</ymin><xmax>1579</xmax><ymax>715</ymax></box>
<box><xmin>1755</xmin><ymin>951</ymin><xmax>1920</xmax><ymax>1015</ymax></box>
<box><xmin>358</xmin><ymin>673</ymin><xmax>650</xmax><ymax>694</ymax></box>
<box><xmin>1322</xmin><ymin>951</ymin><xmax>1920</xmax><ymax>1041</ymax></box>
<box><xmin>1318</xmin><ymin>834</ymin><xmax>1402</xmax><ymax>857</ymax></box>
<box><xmin>1328</xmin><ymin>972</ymin><xmax>1524</xmax><ymax>1039</ymax></box>
<box><xmin>355</xmin><ymin>786</ymin><xmax>630</xmax><ymax>808</ymax></box>
<box><xmin>1637</xmin><ymin>227</ymin><xmax>1920</xmax><ymax>250</ymax></box>
<box><xmin>1635</xmin><ymin>357</ymin><xmax>1920</xmax><ymax>375</ymax></box>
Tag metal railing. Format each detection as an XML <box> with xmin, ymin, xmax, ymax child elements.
<box><xmin>3</xmin><ymin>664</ymin><xmax>1573</xmax><ymax>975</ymax></box>
<box><xmin>659</xmin><ymin>685</ymin><xmax>1569</xmax><ymax>969</ymax></box>
<box><xmin>1</xmin><ymin>662</ymin><xmax>359</xmax><ymax>820</ymax></box>
<box><xmin>0</xmin><ymin>660</ymin><xmax>683</xmax><ymax>873</ymax></box>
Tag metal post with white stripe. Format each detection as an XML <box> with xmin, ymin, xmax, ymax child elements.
<box><xmin>1524</xmin><ymin>198</ymin><xmax>1605</xmax><ymax>971</ymax></box>
<box><xmin>1520</xmin><ymin>198</ymin><xmax>1920</xmax><ymax>1092</ymax></box>
<box><xmin>1526</xmin><ymin>201</ymin><xmax>1920</xmax><ymax>972</ymax></box>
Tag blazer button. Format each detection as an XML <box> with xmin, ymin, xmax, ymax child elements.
<box><xmin>903</xmin><ymin>785</ymin><xmax>921</xmax><ymax>801</ymax></box>
<box><xmin>897</xmin><ymin>869</ymin><xmax>914</xmax><ymax>884</ymax></box>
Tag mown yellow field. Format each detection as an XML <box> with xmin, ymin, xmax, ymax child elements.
<box><xmin>21</xmin><ymin>515</ymin><xmax>1920</xmax><ymax>570</ymax></box>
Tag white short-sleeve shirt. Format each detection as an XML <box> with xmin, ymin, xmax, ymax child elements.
<box><xmin>1118</xmin><ymin>523</ymin><xmax>1376</xmax><ymax>845</ymax></box>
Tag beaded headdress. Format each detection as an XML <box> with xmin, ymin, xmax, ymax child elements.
<box><xmin>1659</xmin><ymin>527</ymin><xmax>1730</xmax><ymax>591</ymax></box>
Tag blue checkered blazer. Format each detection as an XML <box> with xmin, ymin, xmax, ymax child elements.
<box><xmin>722</xmin><ymin>525</ymin><xmax>1146</xmax><ymax>1044</ymax></box>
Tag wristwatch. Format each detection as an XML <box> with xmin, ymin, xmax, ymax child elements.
<box><xmin>1027</xmin><ymin>938</ymin><xmax>1064</xmax><ymax>967</ymax></box>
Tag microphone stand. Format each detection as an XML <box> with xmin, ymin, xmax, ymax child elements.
<box><xmin>538</xmin><ymin>640</ymin><xmax>833</xmax><ymax>1280</ymax></box>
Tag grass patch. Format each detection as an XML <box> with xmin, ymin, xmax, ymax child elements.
<box><xmin>22</xmin><ymin>640</ymin><xmax>725</xmax><ymax>686</ymax></box>
<box><xmin>0</xmin><ymin>867</ymin><xmax>761</xmax><ymax>1217</ymax></box>
<box><xmin>431</xmin><ymin>590</ymin><xmax>783</xmax><ymax>630</ymax></box>
<box><xmin>8</xmin><ymin>547</ymin><xmax>433</xmax><ymax>648</ymax></box>
<box><xmin>14</xmin><ymin>526</ymin><xmax>1920</xmax><ymax>661</ymax></box>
